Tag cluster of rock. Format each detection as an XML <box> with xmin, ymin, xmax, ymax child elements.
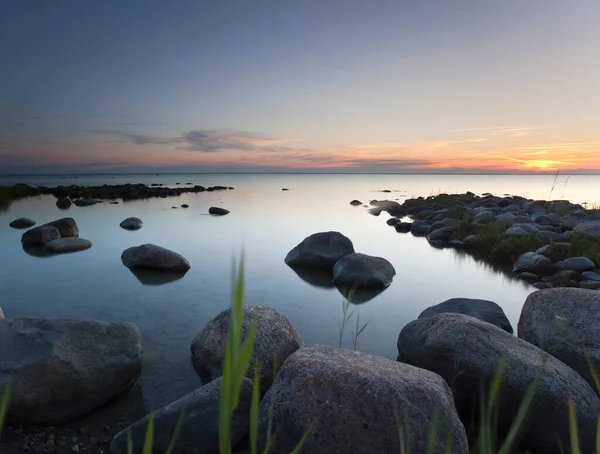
<box><xmin>20</xmin><ymin>217</ymin><xmax>93</xmax><ymax>254</ymax></box>
<box><xmin>284</xmin><ymin>231</ymin><xmax>396</xmax><ymax>293</ymax></box>
<box><xmin>359</xmin><ymin>193</ymin><xmax>600</xmax><ymax>290</ymax></box>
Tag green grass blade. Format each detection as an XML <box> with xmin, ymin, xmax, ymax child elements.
<box><xmin>127</xmin><ymin>428</ymin><xmax>133</xmax><ymax>454</ymax></box>
<box><xmin>142</xmin><ymin>412</ymin><xmax>154</xmax><ymax>454</ymax></box>
<box><xmin>444</xmin><ymin>421</ymin><xmax>453</xmax><ymax>454</ymax></box>
<box><xmin>0</xmin><ymin>381</ymin><xmax>13</xmax><ymax>441</ymax></box>
<box><xmin>568</xmin><ymin>397</ymin><xmax>581</xmax><ymax>454</ymax></box>
<box><xmin>425</xmin><ymin>408</ymin><xmax>440</xmax><ymax>454</ymax></box>
<box><xmin>232</xmin><ymin>316</ymin><xmax>258</xmax><ymax>407</ymax></box>
<box><xmin>289</xmin><ymin>427</ymin><xmax>311</xmax><ymax>454</ymax></box>
<box><xmin>250</xmin><ymin>367</ymin><xmax>261</xmax><ymax>454</ymax></box>
<box><xmin>165</xmin><ymin>407</ymin><xmax>188</xmax><ymax>454</ymax></box>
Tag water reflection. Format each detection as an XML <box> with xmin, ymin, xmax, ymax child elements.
<box><xmin>336</xmin><ymin>284</ymin><xmax>388</xmax><ymax>304</ymax></box>
<box><xmin>128</xmin><ymin>268</ymin><xmax>189</xmax><ymax>286</ymax></box>
<box><xmin>287</xmin><ymin>265</ymin><xmax>335</xmax><ymax>289</ymax></box>
<box><xmin>22</xmin><ymin>244</ymin><xmax>55</xmax><ymax>258</ymax></box>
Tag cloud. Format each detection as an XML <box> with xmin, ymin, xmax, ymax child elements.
<box><xmin>124</xmin><ymin>133</ymin><xmax>184</xmax><ymax>145</ymax></box>
<box><xmin>452</xmin><ymin>126</ymin><xmax>540</xmax><ymax>138</ymax></box>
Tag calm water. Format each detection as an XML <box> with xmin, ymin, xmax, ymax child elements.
<box><xmin>1</xmin><ymin>173</ymin><xmax>599</xmax><ymax>410</ymax></box>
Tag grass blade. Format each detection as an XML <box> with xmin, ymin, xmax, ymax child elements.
<box><xmin>289</xmin><ymin>427</ymin><xmax>312</xmax><ymax>454</ymax></box>
<box><xmin>142</xmin><ymin>412</ymin><xmax>154</xmax><ymax>454</ymax></box>
<box><xmin>568</xmin><ymin>397</ymin><xmax>581</xmax><ymax>454</ymax></box>
<box><xmin>165</xmin><ymin>407</ymin><xmax>188</xmax><ymax>454</ymax></box>
<box><xmin>250</xmin><ymin>367</ymin><xmax>261</xmax><ymax>454</ymax></box>
<box><xmin>0</xmin><ymin>382</ymin><xmax>13</xmax><ymax>441</ymax></box>
<box><xmin>425</xmin><ymin>408</ymin><xmax>440</xmax><ymax>454</ymax></box>
<box><xmin>233</xmin><ymin>316</ymin><xmax>259</xmax><ymax>407</ymax></box>
<box><xmin>127</xmin><ymin>428</ymin><xmax>133</xmax><ymax>454</ymax></box>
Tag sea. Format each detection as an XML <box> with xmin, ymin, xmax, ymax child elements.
<box><xmin>1</xmin><ymin>173</ymin><xmax>599</xmax><ymax>410</ymax></box>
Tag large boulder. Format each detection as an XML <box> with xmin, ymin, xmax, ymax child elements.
<box><xmin>191</xmin><ymin>305</ymin><xmax>302</xmax><ymax>391</ymax></box>
<box><xmin>119</xmin><ymin>217</ymin><xmax>143</xmax><ymax>230</ymax></box>
<box><xmin>418</xmin><ymin>297</ymin><xmax>513</xmax><ymax>333</ymax></box>
<box><xmin>9</xmin><ymin>218</ymin><xmax>36</xmax><ymax>229</ymax></box>
<box><xmin>332</xmin><ymin>253</ymin><xmax>395</xmax><ymax>289</ymax></box>
<box><xmin>44</xmin><ymin>217</ymin><xmax>79</xmax><ymax>237</ymax></box>
<box><xmin>208</xmin><ymin>206</ymin><xmax>230</xmax><ymax>215</ymax></box>
<box><xmin>581</xmin><ymin>271</ymin><xmax>600</xmax><ymax>282</ymax></box>
<box><xmin>56</xmin><ymin>197</ymin><xmax>72</xmax><ymax>209</ymax></box>
<box><xmin>556</xmin><ymin>256</ymin><xmax>596</xmax><ymax>272</ymax></box>
<box><xmin>46</xmin><ymin>238</ymin><xmax>92</xmax><ymax>253</ymax></box>
<box><xmin>536</xmin><ymin>243</ymin><xmax>572</xmax><ymax>261</ymax></box>
<box><xmin>426</xmin><ymin>226</ymin><xmax>454</xmax><ymax>244</ymax></box>
<box><xmin>121</xmin><ymin>244</ymin><xmax>191</xmax><ymax>272</ymax></box>
<box><xmin>258</xmin><ymin>345</ymin><xmax>468</xmax><ymax>454</ymax></box>
<box><xmin>397</xmin><ymin>313</ymin><xmax>600</xmax><ymax>454</ymax></box>
<box><xmin>410</xmin><ymin>220</ymin><xmax>430</xmax><ymax>236</ymax></box>
<box><xmin>284</xmin><ymin>231</ymin><xmax>354</xmax><ymax>268</ymax></box>
<box><xmin>110</xmin><ymin>377</ymin><xmax>252</xmax><ymax>454</ymax></box>
<box><xmin>513</xmin><ymin>252</ymin><xmax>555</xmax><ymax>275</ymax></box>
<box><xmin>518</xmin><ymin>288</ymin><xmax>600</xmax><ymax>391</ymax></box>
<box><xmin>0</xmin><ymin>318</ymin><xmax>143</xmax><ymax>425</ymax></box>
<box><xmin>21</xmin><ymin>225</ymin><xmax>61</xmax><ymax>246</ymax></box>
<box><xmin>574</xmin><ymin>220</ymin><xmax>600</xmax><ymax>240</ymax></box>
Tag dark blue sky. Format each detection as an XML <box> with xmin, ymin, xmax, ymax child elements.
<box><xmin>1</xmin><ymin>0</ymin><xmax>599</xmax><ymax>173</ymax></box>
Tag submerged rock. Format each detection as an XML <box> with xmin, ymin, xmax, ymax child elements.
<box><xmin>0</xmin><ymin>318</ymin><xmax>142</xmax><ymax>424</ymax></box>
<box><xmin>119</xmin><ymin>217</ymin><xmax>143</xmax><ymax>230</ymax></box>
<box><xmin>418</xmin><ymin>297</ymin><xmax>513</xmax><ymax>333</ymax></box>
<box><xmin>332</xmin><ymin>253</ymin><xmax>396</xmax><ymax>289</ymax></box>
<box><xmin>121</xmin><ymin>244</ymin><xmax>191</xmax><ymax>272</ymax></box>
<box><xmin>394</xmin><ymin>221</ymin><xmax>412</xmax><ymax>232</ymax></box>
<box><xmin>518</xmin><ymin>288</ymin><xmax>600</xmax><ymax>391</ymax></box>
<box><xmin>208</xmin><ymin>206</ymin><xmax>230</xmax><ymax>215</ymax></box>
<box><xmin>258</xmin><ymin>345</ymin><xmax>468</xmax><ymax>454</ymax></box>
<box><xmin>398</xmin><ymin>313</ymin><xmax>600</xmax><ymax>454</ymax></box>
<box><xmin>110</xmin><ymin>377</ymin><xmax>252</xmax><ymax>454</ymax></box>
<box><xmin>46</xmin><ymin>238</ymin><xmax>92</xmax><ymax>253</ymax></box>
<box><xmin>191</xmin><ymin>305</ymin><xmax>302</xmax><ymax>391</ymax></box>
<box><xmin>21</xmin><ymin>225</ymin><xmax>61</xmax><ymax>246</ymax></box>
<box><xmin>9</xmin><ymin>218</ymin><xmax>36</xmax><ymax>229</ymax></box>
<box><xmin>349</xmin><ymin>199</ymin><xmax>363</xmax><ymax>206</ymax></box>
<box><xmin>284</xmin><ymin>231</ymin><xmax>354</xmax><ymax>268</ymax></box>
<box><xmin>73</xmin><ymin>199</ymin><xmax>98</xmax><ymax>207</ymax></box>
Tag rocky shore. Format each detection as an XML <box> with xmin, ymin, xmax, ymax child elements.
<box><xmin>360</xmin><ymin>192</ymin><xmax>600</xmax><ymax>290</ymax></box>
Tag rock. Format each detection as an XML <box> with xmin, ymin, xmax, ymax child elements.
<box><xmin>473</xmin><ymin>210</ymin><xmax>497</xmax><ymax>224</ymax></box>
<box><xmin>119</xmin><ymin>217</ymin><xmax>143</xmax><ymax>230</ymax></box>
<box><xmin>418</xmin><ymin>297</ymin><xmax>513</xmax><ymax>333</ymax></box>
<box><xmin>505</xmin><ymin>226</ymin><xmax>529</xmax><ymax>237</ymax></box>
<box><xmin>282</xmin><ymin>188</ymin><xmax>290</xmax><ymax>191</ymax></box>
<box><xmin>56</xmin><ymin>197</ymin><xmax>72</xmax><ymax>209</ymax></box>
<box><xmin>0</xmin><ymin>307</ymin><xmax>4</xmax><ymax>320</ymax></box>
<box><xmin>426</xmin><ymin>226</ymin><xmax>454</xmax><ymax>244</ymax></box>
<box><xmin>513</xmin><ymin>252</ymin><xmax>555</xmax><ymax>275</ymax></box>
<box><xmin>386</xmin><ymin>217</ymin><xmax>400</xmax><ymax>226</ymax></box>
<box><xmin>21</xmin><ymin>225</ymin><xmax>61</xmax><ymax>246</ymax></box>
<box><xmin>536</xmin><ymin>230</ymin><xmax>564</xmax><ymax>241</ymax></box>
<box><xmin>191</xmin><ymin>305</ymin><xmax>302</xmax><ymax>391</ymax></box>
<box><xmin>580</xmin><ymin>280</ymin><xmax>600</xmax><ymax>290</ymax></box>
<box><xmin>495</xmin><ymin>213</ymin><xmax>516</xmax><ymax>226</ymax></box>
<box><xmin>208</xmin><ymin>206</ymin><xmax>230</xmax><ymax>215</ymax></box>
<box><xmin>332</xmin><ymin>253</ymin><xmax>395</xmax><ymax>289</ymax></box>
<box><xmin>121</xmin><ymin>244</ymin><xmax>191</xmax><ymax>272</ymax></box>
<box><xmin>563</xmin><ymin>212</ymin><xmax>589</xmax><ymax>229</ymax></box>
<box><xmin>0</xmin><ymin>318</ymin><xmax>142</xmax><ymax>424</ymax></box>
<box><xmin>518</xmin><ymin>288</ymin><xmax>600</xmax><ymax>391</ymax></box>
<box><xmin>397</xmin><ymin>313</ymin><xmax>600</xmax><ymax>454</ymax></box>
<box><xmin>536</xmin><ymin>243</ymin><xmax>572</xmax><ymax>261</ymax></box>
<box><xmin>511</xmin><ymin>223</ymin><xmax>539</xmax><ymax>233</ymax></box>
<box><xmin>462</xmin><ymin>234</ymin><xmax>479</xmax><ymax>246</ymax></box>
<box><xmin>533</xmin><ymin>282</ymin><xmax>553</xmax><ymax>289</ymax></box>
<box><xmin>394</xmin><ymin>222</ymin><xmax>411</xmax><ymax>233</ymax></box>
<box><xmin>556</xmin><ymin>256</ymin><xmax>596</xmax><ymax>272</ymax></box>
<box><xmin>368</xmin><ymin>207</ymin><xmax>382</xmax><ymax>216</ymax></box>
<box><xmin>181</xmin><ymin>204</ymin><xmax>189</xmax><ymax>208</ymax></box>
<box><xmin>517</xmin><ymin>272</ymin><xmax>541</xmax><ymax>283</ymax></box>
<box><xmin>349</xmin><ymin>200</ymin><xmax>362</xmax><ymax>206</ymax></box>
<box><xmin>574</xmin><ymin>220</ymin><xmax>600</xmax><ymax>240</ymax></box>
<box><xmin>258</xmin><ymin>345</ymin><xmax>468</xmax><ymax>454</ymax></box>
<box><xmin>73</xmin><ymin>199</ymin><xmax>98</xmax><ymax>207</ymax></box>
<box><xmin>410</xmin><ymin>220</ymin><xmax>430</xmax><ymax>236</ymax></box>
<box><xmin>284</xmin><ymin>231</ymin><xmax>354</xmax><ymax>269</ymax></box>
<box><xmin>9</xmin><ymin>218</ymin><xmax>36</xmax><ymax>229</ymax></box>
<box><xmin>426</xmin><ymin>218</ymin><xmax>459</xmax><ymax>235</ymax></box>
<box><xmin>46</xmin><ymin>238</ymin><xmax>92</xmax><ymax>253</ymax></box>
<box><xmin>110</xmin><ymin>377</ymin><xmax>252</xmax><ymax>454</ymax></box>
<box><xmin>581</xmin><ymin>271</ymin><xmax>600</xmax><ymax>282</ymax></box>
<box><xmin>45</xmin><ymin>218</ymin><xmax>79</xmax><ymax>238</ymax></box>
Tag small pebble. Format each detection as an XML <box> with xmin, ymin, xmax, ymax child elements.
<box><xmin>72</xmin><ymin>445</ymin><xmax>79</xmax><ymax>452</ymax></box>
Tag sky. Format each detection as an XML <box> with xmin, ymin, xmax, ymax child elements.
<box><xmin>1</xmin><ymin>0</ymin><xmax>599</xmax><ymax>174</ymax></box>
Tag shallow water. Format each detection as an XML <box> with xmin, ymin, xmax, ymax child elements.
<box><xmin>1</xmin><ymin>173</ymin><xmax>598</xmax><ymax>410</ymax></box>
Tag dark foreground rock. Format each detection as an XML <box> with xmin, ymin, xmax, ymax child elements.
<box><xmin>332</xmin><ymin>253</ymin><xmax>396</xmax><ymax>289</ymax></box>
<box><xmin>191</xmin><ymin>305</ymin><xmax>302</xmax><ymax>391</ymax></box>
<box><xmin>21</xmin><ymin>225</ymin><xmax>61</xmax><ymax>246</ymax></box>
<box><xmin>518</xmin><ymin>288</ymin><xmax>600</xmax><ymax>391</ymax></box>
<box><xmin>46</xmin><ymin>237</ymin><xmax>92</xmax><ymax>253</ymax></box>
<box><xmin>284</xmin><ymin>231</ymin><xmax>354</xmax><ymax>268</ymax></box>
<box><xmin>208</xmin><ymin>206</ymin><xmax>230</xmax><ymax>215</ymax></box>
<box><xmin>110</xmin><ymin>377</ymin><xmax>252</xmax><ymax>454</ymax></box>
<box><xmin>258</xmin><ymin>345</ymin><xmax>468</xmax><ymax>454</ymax></box>
<box><xmin>9</xmin><ymin>218</ymin><xmax>36</xmax><ymax>229</ymax></box>
<box><xmin>121</xmin><ymin>244</ymin><xmax>191</xmax><ymax>272</ymax></box>
<box><xmin>418</xmin><ymin>297</ymin><xmax>513</xmax><ymax>333</ymax></box>
<box><xmin>0</xmin><ymin>318</ymin><xmax>143</xmax><ymax>425</ymax></box>
<box><xmin>397</xmin><ymin>313</ymin><xmax>600</xmax><ymax>454</ymax></box>
<box><xmin>45</xmin><ymin>217</ymin><xmax>79</xmax><ymax>237</ymax></box>
<box><xmin>119</xmin><ymin>217</ymin><xmax>143</xmax><ymax>230</ymax></box>
<box><xmin>56</xmin><ymin>197</ymin><xmax>72</xmax><ymax>209</ymax></box>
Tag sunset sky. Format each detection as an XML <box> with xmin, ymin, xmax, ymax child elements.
<box><xmin>1</xmin><ymin>0</ymin><xmax>599</xmax><ymax>174</ymax></box>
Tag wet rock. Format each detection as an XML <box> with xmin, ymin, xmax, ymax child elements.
<box><xmin>21</xmin><ymin>225</ymin><xmax>61</xmax><ymax>246</ymax></box>
<box><xmin>556</xmin><ymin>256</ymin><xmax>596</xmax><ymax>272</ymax></box>
<box><xmin>181</xmin><ymin>204</ymin><xmax>189</xmax><ymax>208</ymax></box>
<box><xmin>208</xmin><ymin>206</ymin><xmax>230</xmax><ymax>215</ymax></box>
<box><xmin>517</xmin><ymin>272</ymin><xmax>541</xmax><ymax>283</ymax></box>
<box><xmin>9</xmin><ymin>218</ymin><xmax>36</xmax><ymax>229</ymax></box>
<box><xmin>410</xmin><ymin>220</ymin><xmax>430</xmax><ymax>236</ymax></box>
<box><xmin>45</xmin><ymin>218</ymin><xmax>79</xmax><ymax>238</ymax></box>
<box><xmin>349</xmin><ymin>200</ymin><xmax>363</xmax><ymax>206</ymax></box>
<box><xmin>46</xmin><ymin>238</ymin><xmax>92</xmax><ymax>253</ymax></box>
<box><xmin>0</xmin><ymin>318</ymin><xmax>142</xmax><ymax>424</ymax></box>
<box><xmin>284</xmin><ymin>231</ymin><xmax>354</xmax><ymax>269</ymax></box>
<box><xmin>394</xmin><ymin>222</ymin><xmax>412</xmax><ymax>233</ymax></box>
<box><xmin>332</xmin><ymin>253</ymin><xmax>396</xmax><ymax>289</ymax></box>
<box><xmin>513</xmin><ymin>252</ymin><xmax>555</xmax><ymax>275</ymax></box>
<box><xmin>119</xmin><ymin>217</ymin><xmax>143</xmax><ymax>230</ymax></box>
<box><xmin>121</xmin><ymin>244</ymin><xmax>191</xmax><ymax>272</ymax></box>
<box><xmin>73</xmin><ymin>199</ymin><xmax>98</xmax><ymax>207</ymax></box>
<box><xmin>398</xmin><ymin>313</ymin><xmax>600</xmax><ymax>454</ymax></box>
<box><xmin>518</xmin><ymin>288</ymin><xmax>600</xmax><ymax>391</ymax></box>
<box><xmin>56</xmin><ymin>197</ymin><xmax>72</xmax><ymax>209</ymax></box>
<box><xmin>418</xmin><ymin>297</ymin><xmax>513</xmax><ymax>333</ymax></box>
<box><xmin>191</xmin><ymin>305</ymin><xmax>302</xmax><ymax>391</ymax></box>
<box><xmin>258</xmin><ymin>345</ymin><xmax>468</xmax><ymax>454</ymax></box>
<box><xmin>386</xmin><ymin>217</ymin><xmax>399</xmax><ymax>226</ymax></box>
<box><xmin>426</xmin><ymin>226</ymin><xmax>454</xmax><ymax>245</ymax></box>
<box><xmin>110</xmin><ymin>377</ymin><xmax>252</xmax><ymax>454</ymax></box>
